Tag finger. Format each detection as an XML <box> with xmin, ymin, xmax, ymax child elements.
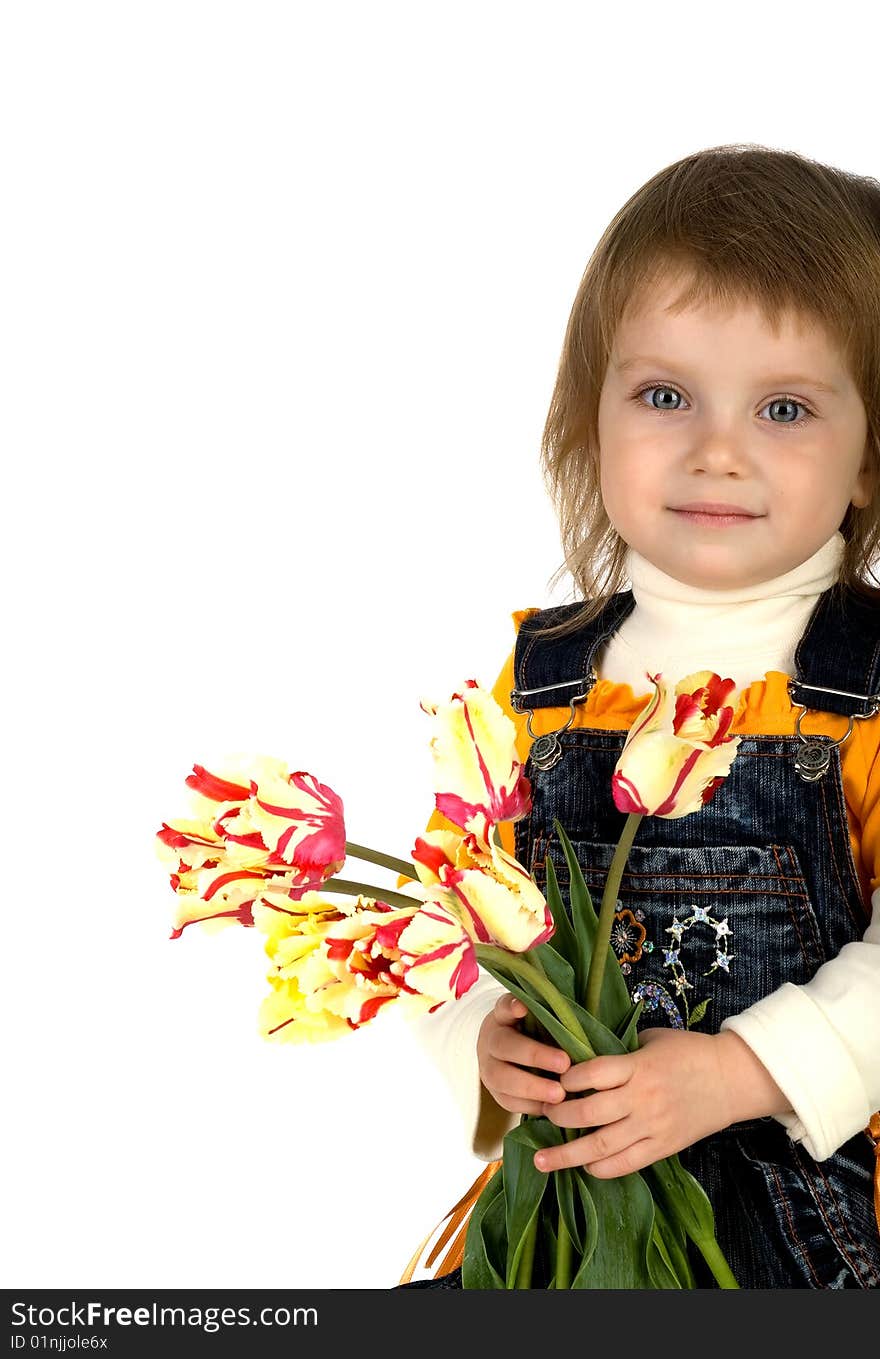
<box><xmin>492</xmin><ymin>1094</ymin><xmax>548</xmax><ymax>1117</ymax></box>
<box><xmin>581</xmin><ymin>1138</ymin><xmax>659</xmax><ymax>1179</ymax></box>
<box><xmin>533</xmin><ymin>1118</ymin><xmax>639</xmax><ymax>1174</ymax></box>
<box><xmin>490</xmin><ymin>1027</ymin><xmax>570</xmax><ymax>1076</ymax></box>
<box><xmin>494</xmin><ymin>994</ymin><xmax>528</xmax><ymax>1025</ymax></box>
<box><xmin>490</xmin><ymin>997</ymin><xmax>571</xmax><ymax>1072</ymax></box>
<box><xmin>541</xmin><ymin>1087</ymin><xmax>631</xmax><ymax>1129</ymax></box>
<box><xmin>560</xmin><ymin>1054</ymin><xmax>633</xmax><ymax>1093</ymax></box>
<box><xmin>482</xmin><ymin>1055</ymin><xmax>567</xmax><ymax>1107</ymax></box>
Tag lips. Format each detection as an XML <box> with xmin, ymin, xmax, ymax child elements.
<box><xmin>672</xmin><ymin>502</ymin><xmax>760</xmax><ymax>516</ymax></box>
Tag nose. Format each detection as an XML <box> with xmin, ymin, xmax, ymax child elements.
<box><xmin>683</xmin><ymin>430</ymin><xmax>752</xmax><ymax>477</ymax></box>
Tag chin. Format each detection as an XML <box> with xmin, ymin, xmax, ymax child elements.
<box><xmin>662</xmin><ymin>554</ymin><xmax>769</xmax><ymax>591</ymax></box>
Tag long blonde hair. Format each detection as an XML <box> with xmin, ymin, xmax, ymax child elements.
<box><xmin>537</xmin><ymin>142</ymin><xmax>880</xmax><ymax>641</ymax></box>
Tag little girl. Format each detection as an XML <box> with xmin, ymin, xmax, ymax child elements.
<box><xmin>402</xmin><ymin>143</ymin><xmax>880</xmax><ymax>1289</ymax></box>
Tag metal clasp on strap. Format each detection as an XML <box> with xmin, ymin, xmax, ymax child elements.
<box><xmin>510</xmin><ymin>672</ymin><xmax>596</xmax><ymax>771</ymax></box>
<box><xmin>786</xmin><ymin>680</ymin><xmax>880</xmax><ymax>783</ymax></box>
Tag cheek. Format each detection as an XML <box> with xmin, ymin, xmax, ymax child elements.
<box><xmin>602</xmin><ymin>448</ymin><xmax>659</xmax><ymax>509</ymax></box>
<box><xmin>599</xmin><ymin>461</ymin><xmax>643</xmax><ymax>540</ymax></box>
<box><xmin>598</xmin><ymin>457</ymin><xmax>626</xmax><ymax>524</ymax></box>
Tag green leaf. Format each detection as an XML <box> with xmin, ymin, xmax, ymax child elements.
<box><xmin>461</xmin><ymin>1164</ymin><xmax>506</xmax><ymax>1289</ymax></box>
<box><xmin>646</xmin><ymin>1155</ymin><xmax>739</xmax><ymax>1287</ymax></box>
<box><xmin>476</xmin><ymin>962</ymin><xmax>596</xmax><ymax>1063</ymax></box>
<box><xmin>540</xmin><ymin>1214</ymin><xmax>559</xmax><ymax>1290</ymax></box>
<box><xmin>553</xmin><ymin>1167</ymin><xmax>583</xmax><ymax>1257</ymax></box>
<box><xmin>529</xmin><ymin>940</ymin><xmax>577</xmax><ymax>1004</ymax></box>
<box><xmin>501</xmin><ymin>1120</ymin><xmax>563</xmax><ymax>1289</ymax></box>
<box><xmin>542</xmin><ymin>853</ymin><xmax>579</xmax><ymax>977</ymax></box>
<box><xmin>687</xmin><ymin>997</ymin><xmax>711</xmax><ymax>1029</ymax></box>
<box><xmin>483</xmin><ymin>957</ymin><xmax>634</xmax><ymax>1066</ymax></box>
<box><xmin>555</xmin><ymin>1166</ymin><xmax>600</xmax><ymax>1280</ymax></box>
<box><xmin>646</xmin><ymin>1218</ymin><xmax>684</xmax><ymax>1289</ymax></box>
<box><xmin>552</xmin><ymin>819</ymin><xmax>595</xmax><ymax>1004</ymax></box>
<box><xmin>552</xmin><ymin>819</ymin><xmax>632</xmax><ymax>1031</ymax></box>
<box><xmin>645</xmin><ymin>1153</ymin><xmax>718</xmax><ymax>1245</ymax></box>
<box><xmin>650</xmin><ymin>1196</ymin><xmax>695</xmax><ymax>1288</ymax></box>
<box><xmin>569</xmin><ymin>1167</ymin><xmax>656</xmax><ymax>1288</ymax></box>
<box><xmin>616</xmin><ymin>998</ymin><xmax>644</xmax><ymax>1052</ymax></box>
<box><xmin>564</xmin><ymin>994</ymin><xmax>630</xmax><ymax>1058</ymax></box>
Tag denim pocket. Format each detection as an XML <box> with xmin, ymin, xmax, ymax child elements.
<box><xmin>529</xmin><ymin>838</ymin><xmax>826</xmax><ymax>1032</ymax></box>
<box><xmin>732</xmin><ymin>1127</ymin><xmax>880</xmax><ymax>1288</ymax></box>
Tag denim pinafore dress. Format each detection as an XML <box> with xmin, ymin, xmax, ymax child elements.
<box><xmin>509</xmin><ymin>583</ymin><xmax>880</xmax><ymax>1289</ymax></box>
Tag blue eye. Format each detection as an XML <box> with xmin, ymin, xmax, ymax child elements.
<box><xmin>630</xmin><ymin>384</ymin><xmax>816</xmax><ymax>427</ymax></box>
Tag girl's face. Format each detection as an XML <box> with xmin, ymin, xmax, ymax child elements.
<box><xmin>597</xmin><ymin>275</ymin><xmax>872</xmax><ymax>589</ymax></box>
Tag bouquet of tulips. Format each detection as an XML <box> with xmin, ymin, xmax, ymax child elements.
<box><xmin>155</xmin><ymin>670</ymin><xmax>742</xmax><ymax>1288</ymax></box>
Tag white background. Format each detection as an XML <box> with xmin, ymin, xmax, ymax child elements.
<box><xmin>3</xmin><ymin>0</ymin><xmax>876</xmax><ymax>1291</ymax></box>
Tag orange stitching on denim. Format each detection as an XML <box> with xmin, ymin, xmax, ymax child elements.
<box><xmin>779</xmin><ymin>844</ymin><xmax>823</xmax><ymax>960</ymax></box>
<box><xmin>817</xmin><ymin>772</ymin><xmax>864</xmax><ymax>935</ymax></box>
<box><xmin>825</xmin><ymin>747</ymin><xmax>871</xmax><ymax>931</ymax></box>
<box><xmin>769</xmin><ymin>844</ymin><xmax>812</xmax><ymax>966</ymax></box>
<box><xmin>529</xmin><ymin>829</ymin><xmax>545</xmax><ymax>878</ymax></box>
<box><xmin>794</xmin><ymin>1150</ymin><xmax>880</xmax><ymax>1287</ymax></box>
<box><xmin>545</xmin><ymin>867</ymin><xmax>809</xmax><ymax>899</ymax></box>
<box><xmin>547</xmin><ymin>864</ymin><xmax>807</xmax><ymax>886</ymax></box>
<box><xmin>767</xmin><ymin>1163</ymin><xmax>823</xmax><ymax>1287</ymax></box>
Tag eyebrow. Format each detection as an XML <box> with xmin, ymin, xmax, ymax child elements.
<box><xmin>613</xmin><ymin>356</ymin><xmax>840</xmax><ymax>395</ymax></box>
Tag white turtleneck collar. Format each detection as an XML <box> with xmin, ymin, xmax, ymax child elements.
<box><xmin>596</xmin><ymin>532</ymin><xmax>845</xmax><ymax>697</ymax></box>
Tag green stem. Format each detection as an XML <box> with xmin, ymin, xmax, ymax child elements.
<box><xmin>318</xmin><ymin>877</ymin><xmax>419</xmax><ymax>910</ymax></box>
<box><xmin>585</xmin><ymin>812</ymin><xmax>643</xmax><ymax>1015</ymax></box>
<box><xmin>554</xmin><ymin>1215</ymin><xmax>573</xmax><ymax>1289</ymax></box>
<box><xmin>692</xmin><ymin>1232</ymin><xmax>740</xmax><ymax>1289</ymax></box>
<box><xmin>476</xmin><ymin>946</ymin><xmax>596</xmax><ymax>1058</ymax></box>
<box><xmin>514</xmin><ymin>1213</ymin><xmax>538</xmax><ymax>1289</ymax></box>
<box><xmin>344</xmin><ymin>839</ymin><xmax>416</xmax><ymax>880</ymax></box>
<box><xmin>554</xmin><ymin>1137</ymin><xmax>576</xmax><ymax>1289</ymax></box>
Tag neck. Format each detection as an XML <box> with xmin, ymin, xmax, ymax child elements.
<box><xmin>596</xmin><ymin>533</ymin><xmax>845</xmax><ymax>696</ymax></box>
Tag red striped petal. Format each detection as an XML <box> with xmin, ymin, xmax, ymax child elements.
<box><xmin>185</xmin><ymin>765</ymin><xmax>251</xmax><ymax>803</ymax></box>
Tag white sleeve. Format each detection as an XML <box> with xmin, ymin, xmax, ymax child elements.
<box><xmin>720</xmin><ymin>887</ymin><xmax>880</xmax><ymax>1160</ymax></box>
<box><xmin>406</xmin><ymin>969</ymin><xmax>518</xmax><ymax>1160</ymax></box>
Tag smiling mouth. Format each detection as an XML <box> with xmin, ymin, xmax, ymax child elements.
<box><xmin>669</xmin><ymin>507</ymin><xmax>763</xmax><ymax>527</ymax></box>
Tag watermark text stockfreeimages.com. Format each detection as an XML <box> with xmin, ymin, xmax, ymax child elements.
<box><xmin>10</xmin><ymin>1299</ymin><xmax>317</xmax><ymax>1337</ymax></box>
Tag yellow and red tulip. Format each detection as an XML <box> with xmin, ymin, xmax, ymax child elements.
<box><xmin>257</xmin><ymin>976</ymin><xmax>353</xmax><ymax>1044</ymax></box>
<box><xmin>411</xmin><ymin>827</ymin><xmax>554</xmax><ymax>953</ymax></box>
<box><xmin>420</xmin><ymin>680</ymin><xmax>532</xmax><ymax>836</ymax></box>
<box><xmin>611</xmin><ymin>670</ymin><xmax>741</xmax><ymax>819</ymax></box>
<box><xmin>156</xmin><ymin>759</ymin><xmax>347</xmax><ymax>935</ymax></box>
<box><xmin>397</xmin><ymin>900</ymin><xmax>479</xmax><ymax>1003</ymax></box>
<box><xmin>250</xmin><ymin>886</ymin><xmax>482</xmax><ymax>1040</ymax></box>
<box><xmin>254</xmin><ymin>894</ymin><xmax>409</xmax><ymax>1035</ymax></box>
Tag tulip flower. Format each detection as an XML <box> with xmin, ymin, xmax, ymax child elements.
<box><xmin>411</xmin><ymin>827</ymin><xmax>554</xmax><ymax>953</ymax></box>
<box><xmin>253</xmin><ymin>895</ymin><xmax>411</xmax><ymax>1031</ymax></box>
<box><xmin>611</xmin><ymin>670</ymin><xmax>740</xmax><ymax>819</ymax></box>
<box><xmin>396</xmin><ymin>900</ymin><xmax>480</xmax><ymax>1002</ymax></box>
<box><xmin>420</xmin><ymin>679</ymin><xmax>532</xmax><ymax>836</ymax></box>
<box><xmin>252</xmin><ymin>891</ymin><xmax>479</xmax><ymax>1037</ymax></box>
<box><xmin>237</xmin><ymin>767</ymin><xmax>346</xmax><ymax>878</ymax></box>
<box><xmin>156</xmin><ymin>759</ymin><xmax>349</xmax><ymax>936</ymax></box>
<box><xmin>586</xmin><ymin>670</ymin><xmax>740</xmax><ymax>1016</ymax></box>
<box><xmin>257</xmin><ymin>977</ymin><xmax>353</xmax><ymax>1044</ymax></box>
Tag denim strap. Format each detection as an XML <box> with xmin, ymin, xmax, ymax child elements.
<box><xmin>510</xmin><ymin>592</ymin><xmax>635</xmax><ymax>711</ymax></box>
<box><xmin>791</xmin><ymin>586</ymin><xmax>880</xmax><ymax>719</ymax></box>
<box><xmin>512</xmin><ymin>584</ymin><xmax>880</xmax><ymax>721</ymax></box>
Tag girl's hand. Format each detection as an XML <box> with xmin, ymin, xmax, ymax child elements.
<box><xmin>477</xmin><ymin>994</ymin><xmax>571</xmax><ymax>1116</ymax></box>
<box><xmin>533</xmin><ymin>1026</ymin><xmax>792</xmax><ymax>1177</ymax></box>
